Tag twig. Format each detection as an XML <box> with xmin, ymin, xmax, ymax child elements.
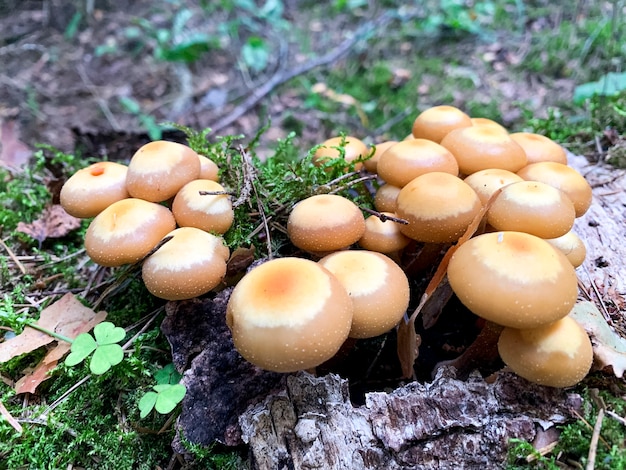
<box><xmin>0</xmin><ymin>237</ymin><xmax>27</xmax><ymax>275</ymax></box>
<box><xmin>121</xmin><ymin>307</ymin><xmax>163</xmax><ymax>351</ymax></box>
<box><xmin>586</xmin><ymin>408</ymin><xmax>604</xmax><ymax>470</ymax></box>
<box><xmin>208</xmin><ymin>10</ymin><xmax>397</xmax><ymax>134</ymax></box>
<box><xmin>360</xmin><ymin>207</ymin><xmax>409</xmax><ymax>225</ymax></box>
<box><xmin>37</xmin><ymin>375</ymin><xmax>91</xmax><ymax>420</ymax></box>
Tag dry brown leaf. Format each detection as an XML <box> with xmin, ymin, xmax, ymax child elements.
<box><xmin>570</xmin><ymin>301</ymin><xmax>626</xmax><ymax>378</ymax></box>
<box><xmin>0</xmin><ymin>400</ymin><xmax>22</xmax><ymax>433</ymax></box>
<box><xmin>16</xmin><ymin>204</ymin><xmax>81</xmax><ymax>246</ymax></box>
<box><xmin>0</xmin><ymin>119</ymin><xmax>31</xmax><ymax>170</ymax></box>
<box><xmin>14</xmin><ymin>360</ymin><xmax>58</xmax><ymax>395</ymax></box>
<box><xmin>0</xmin><ymin>293</ymin><xmax>105</xmax><ymax>363</ymax></box>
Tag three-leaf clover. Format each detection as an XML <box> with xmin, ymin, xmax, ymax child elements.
<box><xmin>65</xmin><ymin>322</ymin><xmax>125</xmax><ymax>374</ymax></box>
<box><xmin>138</xmin><ymin>364</ymin><xmax>186</xmax><ymax>418</ymax></box>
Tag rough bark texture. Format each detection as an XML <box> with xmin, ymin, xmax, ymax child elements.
<box><xmin>239</xmin><ymin>369</ymin><xmax>582</xmax><ymax>470</ymax></box>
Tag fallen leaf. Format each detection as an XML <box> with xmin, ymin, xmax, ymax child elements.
<box><xmin>16</xmin><ymin>204</ymin><xmax>81</xmax><ymax>246</ymax></box>
<box><xmin>570</xmin><ymin>301</ymin><xmax>626</xmax><ymax>378</ymax></box>
<box><xmin>0</xmin><ymin>293</ymin><xmax>105</xmax><ymax>363</ymax></box>
<box><xmin>0</xmin><ymin>119</ymin><xmax>31</xmax><ymax>170</ymax></box>
<box><xmin>14</xmin><ymin>360</ymin><xmax>57</xmax><ymax>395</ymax></box>
<box><xmin>0</xmin><ymin>399</ymin><xmax>22</xmax><ymax>433</ymax></box>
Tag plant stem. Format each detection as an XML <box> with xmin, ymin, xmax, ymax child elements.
<box><xmin>25</xmin><ymin>322</ymin><xmax>74</xmax><ymax>344</ymax></box>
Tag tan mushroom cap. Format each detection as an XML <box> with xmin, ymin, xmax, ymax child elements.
<box><xmin>85</xmin><ymin>198</ymin><xmax>176</xmax><ymax>267</ymax></box>
<box><xmin>517</xmin><ymin>162</ymin><xmax>592</xmax><ymax>217</ymax></box>
<box><xmin>126</xmin><ymin>140</ymin><xmax>201</xmax><ymax>202</ymax></box>
<box><xmin>198</xmin><ymin>155</ymin><xmax>220</xmax><ymax>181</ymax></box>
<box><xmin>544</xmin><ymin>231</ymin><xmax>587</xmax><ymax>268</ymax></box>
<box><xmin>510</xmin><ymin>132</ymin><xmax>568</xmax><ymax>165</ymax></box>
<box><xmin>142</xmin><ymin>227</ymin><xmax>229</xmax><ymax>300</ymax></box>
<box><xmin>172</xmin><ymin>179</ymin><xmax>234</xmax><ymax>234</ymax></box>
<box><xmin>463</xmin><ymin>168</ymin><xmax>524</xmax><ymax>205</ymax></box>
<box><xmin>470</xmin><ymin>117</ymin><xmax>508</xmax><ymax>133</ymax></box>
<box><xmin>396</xmin><ymin>172</ymin><xmax>482</xmax><ymax>243</ymax></box>
<box><xmin>364</xmin><ymin>140</ymin><xmax>397</xmax><ymax>173</ymax></box>
<box><xmin>313</xmin><ymin>136</ymin><xmax>368</xmax><ymax>171</ymax></box>
<box><xmin>226</xmin><ymin>257</ymin><xmax>353</xmax><ymax>372</ymax></box>
<box><xmin>487</xmin><ymin>181</ymin><xmax>576</xmax><ymax>239</ymax></box>
<box><xmin>287</xmin><ymin>194</ymin><xmax>365</xmax><ymax>253</ymax></box>
<box><xmin>447</xmin><ymin>231</ymin><xmax>579</xmax><ymax>329</ymax></box>
<box><xmin>374</xmin><ymin>183</ymin><xmax>401</xmax><ymax>213</ymax></box>
<box><xmin>60</xmin><ymin>161</ymin><xmax>129</xmax><ymax>218</ymax></box>
<box><xmin>319</xmin><ymin>250</ymin><xmax>410</xmax><ymax>339</ymax></box>
<box><xmin>440</xmin><ymin>125</ymin><xmax>528</xmax><ymax>175</ymax></box>
<box><xmin>358</xmin><ymin>213</ymin><xmax>411</xmax><ymax>254</ymax></box>
<box><xmin>498</xmin><ymin>316</ymin><xmax>593</xmax><ymax>388</ymax></box>
<box><xmin>411</xmin><ymin>105</ymin><xmax>473</xmax><ymax>143</ymax></box>
<box><xmin>376</xmin><ymin>139</ymin><xmax>459</xmax><ymax>188</ymax></box>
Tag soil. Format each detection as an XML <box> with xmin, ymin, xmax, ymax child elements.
<box><xmin>0</xmin><ymin>1</ymin><xmax>579</xmax><ymax>161</ymax></box>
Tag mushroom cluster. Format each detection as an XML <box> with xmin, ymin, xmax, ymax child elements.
<box><xmin>61</xmin><ymin>140</ymin><xmax>230</xmax><ymax>300</ymax></box>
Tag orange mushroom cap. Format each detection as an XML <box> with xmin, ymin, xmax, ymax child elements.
<box><xmin>510</xmin><ymin>132</ymin><xmax>568</xmax><ymax>165</ymax></box>
<box><xmin>411</xmin><ymin>105</ymin><xmax>473</xmax><ymax>143</ymax></box>
<box><xmin>172</xmin><ymin>179</ymin><xmax>234</xmax><ymax>234</ymax></box>
<box><xmin>313</xmin><ymin>136</ymin><xmax>368</xmax><ymax>171</ymax></box>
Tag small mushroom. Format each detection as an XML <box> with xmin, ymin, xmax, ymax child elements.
<box><xmin>487</xmin><ymin>180</ymin><xmax>576</xmax><ymax>239</ymax></box>
<box><xmin>84</xmin><ymin>198</ymin><xmax>177</xmax><ymax>267</ymax></box>
<box><xmin>396</xmin><ymin>172</ymin><xmax>482</xmax><ymax>243</ymax></box>
<box><xmin>313</xmin><ymin>136</ymin><xmax>368</xmax><ymax>171</ymax></box>
<box><xmin>411</xmin><ymin>105</ymin><xmax>473</xmax><ymax>143</ymax></box>
<box><xmin>172</xmin><ymin>179</ymin><xmax>234</xmax><ymax>234</ymax></box>
<box><xmin>226</xmin><ymin>257</ymin><xmax>353</xmax><ymax>372</ymax></box>
<box><xmin>198</xmin><ymin>154</ymin><xmax>220</xmax><ymax>181</ymax></box>
<box><xmin>60</xmin><ymin>161</ymin><xmax>129</xmax><ymax>218</ymax></box>
<box><xmin>142</xmin><ymin>227</ymin><xmax>229</xmax><ymax>300</ymax></box>
<box><xmin>287</xmin><ymin>194</ymin><xmax>365</xmax><ymax>254</ymax></box>
<box><xmin>376</xmin><ymin>139</ymin><xmax>459</xmax><ymax>188</ymax></box>
<box><xmin>318</xmin><ymin>250</ymin><xmax>410</xmax><ymax>339</ymax></box>
<box><xmin>463</xmin><ymin>168</ymin><xmax>524</xmax><ymax>205</ymax></box>
<box><xmin>126</xmin><ymin>140</ymin><xmax>201</xmax><ymax>202</ymax></box>
<box><xmin>498</xmin><ymin>316</ymin><xmax>593</xmax><ymax>388</ymax></box>
<box><xmin>470</xmin><ymin>117</ymin><xmax>507</xmax><ymax>133</ymax></box>
<box><xmin>364</xmin><ymin>140</ymin><xmax>398</xmax><ymax>174</ymax></box>
<box><xmin>447</xmin><ymin>231</ymin><xmax>579</xmax><ymax>329</ymax></box>
<box><xmin>440</xmin><ymin>125</ymin><xmax>527</xmax><ymax>175</ymax></box>
<box><xmin>510</xmin><ymin>132</ymin><xmax>568</xmax><ymax>165</ymax></box>
<box><xmin>358</xmin><ymin>212</ymin><xmax>411</xmax><ymax>255</ymax></box>
<box><xmin>374</xmin><ymin>183</ymin><xmax>401</xmax><ymax>213</ymax></box>
<box><xmin>544</xmin><ymin>231</ymin><xmax>587</xmax><ymax>268</ymax></box>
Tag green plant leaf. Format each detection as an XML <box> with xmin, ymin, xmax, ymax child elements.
<box><xmin>154</xmin><ymin>384</ymin><xmax>186</xmax><ymax>414</ymax></box>
<box><xmin>65</xmin><ymin>333</ymin><xmax>97</xmax><ymax>367</ymax></box>
<box><xmin>138</xmin><ymin>391</ymin><xmax>158</xmax><ymax>419</ymax></box>
<box><xmin>93</xmin><ymin>322</ymin><xmax>126</xmax><ymax>345</ymax></box>
<box><xmin>154</xmin><ymin>363</ymin><xmax>182</xmax><ymax>385</ymax></box>
<box><xmin>89</xmin><ymin>343</ymin><xmax>124</xmax><ymax>375</ymax></box>
<box><xmin>574</xmin><ymin>72</ymin><xmax>626</xmax><ymax>104</ymax></box>
<box><xmin>242</xmin><ymin>36</ymin><xmax>269</xmax><ymax>72</ymax></box>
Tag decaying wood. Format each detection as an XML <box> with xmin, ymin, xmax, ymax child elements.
<box><xmin>239</xmin><ymin>368</ymin><xmax>581</xmax><ymax>470</ymax></box>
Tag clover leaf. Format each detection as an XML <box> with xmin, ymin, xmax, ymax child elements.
<box><xmin>65</xmin><ymin>322</ymin><xmax>126</xmax><ymax>375</ymax></box>
<box><xmin>139</xmin><ymin>383</ymin><xmax>186</xmax><ymax>418</ymax></box>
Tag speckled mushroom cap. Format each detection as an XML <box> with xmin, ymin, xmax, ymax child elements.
<box><xmin>510</xmin><ymin>132</ymin><xmax>568</xmax><ymax>165</ymax></box>
<box><xmin>440</xmin><ymin>125</ymin><xmax>528</xmax><ymax>175</ymax></box>
<box><xmin>287</xmin><ymin>194</ymin><xmax>365</xmax><ymax>254</ymax></box>
<box><xmin>126</xmin><ymin>140</ymin><xmax>201</xmax><ymax>202</ymax></box>
<box><xmin>463</xmin><ymin>168</ymin><xmax>524</xmax><ymax>205</ymax></box>
<box><xmin>226</xmin><ymin>257</ymin><xmax>354</xmax><ymax>372</ymax></box>
<box><xmin>447</xmin><ymin>231</ymin><xmax>579</xmax><ymax>329</ymax></box>
<box><xmin>396</xmin><ymin>172</ymin><xmax>482</xmax><ymax>244</ymax></box>
<box><xmin>172</xmin><ymin>179</ymin><xmax>234</xmax><ymax>234</ymax></box>
<box><xmin>358</xmin><ymin>213</ymin><xmax>411</xmax><ymax>254</ymax></box>
<box><xmin>198</xmin><ymin>155</ymin><xmax>220</xmax><ymax>181</ymax></box>
<box><xmin>84</xmin><ymin>198</ymin><xmax>176</xmax><ymax>267</ymax></box>
<box><xmin>313</xmin><ymin>136</ymin><xmax>368</xmax><ymax>171</ymax></box>
<box><xmin>141</xmin><ymin>227</ymin><xmax>229</xmax><ymax>300</ymax></box>
<box><xmin>376</xmin><ymin>139</ymin><xmax>459</xmax><ymax>188</ymax></box>
<box><xmin>544</xmin><ymin>231</ymin><xmax>587</xmax><ymax>268</ymax></box>
<box><xmin>374</xmin><ymin>183</ymin><xmax>401</xmax><ymax>213</ymax></box>
<box><xmin>318</xmin><ymin>250</ymin><xmax>410</xmax><ymax>339</ymax></box>
<box><xmin>487</xmin><ymin>181</ymin><xmax>576</xmax><ymax>239</ymax></box>
<box><xmin>411</xmin><ymin>105</ymin><xmax>473</xmax><ymax>143</ymax></box>
<box><xmin>516</xmin><ymin>162</ymin><xmax>592</xmax><ymax>217</ymax></box>
<box><xmin>498</xmin><ymin>316</ymin><xmax>593</xmax><ymax>388</ymax></box>
<box><xmin>60</xmin><ymin>161</ymin><xmax>129</xmax><ymax>218</ymax></box>
<box><xmin>364</xmin><ymin>140</ymin><xmax>397</xmax><ymax>174</ymax></box>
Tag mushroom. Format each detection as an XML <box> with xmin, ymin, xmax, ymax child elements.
<box><xmin>142</xmin><ymin>227</ymin><xmax>229</xmax><ymax>300</ymax></box>
<box><xmin>374</xmin><ymin>183</ymin><xmax>401</xmax><ymax>213</ymax></box>
<box><xmin>544</xmin><ymin>231</ymin><xmax>587</xmax><ymax>268</ymax></box>
<box><xmin>226</xmin><ymin>257</ymin><xmax>353</xmax><ymax>372</ymax></box>
<box><xmin>463</xmin><ymin>168</ymin><xmax>524</xmax><ymax>205</ymax></box>
<box><xmin>470</xmin><ymin>117</ymin><xmax>507</xmax><ymax>133</ymax></box>
<box><xmin>364</xmin><ymin>140</ymin><xmax>398</xmax><ymax>174</ymax></box>
<box><xmin>498</xmin><ymin>316</ymin><xmax>593</xmax><ymax>388</ymax></box>
<box><xmin>440</xmin><ymin>125</ymin><xmax>527</xmax><ymax>175</ymax></box>
<box><xmin>376</xmin><ymin>139</ymin><xmax>459</xmax><ymax>188</ymax></box>
<box><xmin>198</xmin><ymin>154</ymin><xmax>220</xmax><ymax>181</ymax></box>
<box><xmin>516</xmin><ymin>161</ymin><xmax>592</xmax><ymax>217</ymax></box>
<box><xmin>313</xmin><ymin>136</ymin><xmax>368</xmax><ymax>171</ymax></box>
<box><xmin>411</xmin><ymin>105</ymin><xmax>473</xmax><ymax>143</ymax></box>
<box><xmin>486</xmin><ymin>180</ymin><xmax>576</xmax><ymax>239</ymax></box>
<box><xmin>287</xmin><ymin>194</ymin><xmax>365</xmax><ymax>254</ymax></box>
<box><xmin>172</xmin><ymin>179</ymin><xmax>234</xmax><ymax>234</ymax></box>
<box><xmin>447</xmin><ymin>231</ymin><xmax>579</xmax><ymax>329</ymax></box>
<box><xmin>510</xmin><ymin>132</ymin><xmax>568</xmax><ymax>165</ymax></box>
<box><xmin>358</xmin><ymin>212</ymin><xmax>411</xmax><ymax>255</ymax></box>
<box><xmin>396</xmin><ymin>172</ymin><xmax>482</xmax><ymax>243</ymax></box>
<box><xmin>126</xmin><ymin>140</ymin><xmax>201</xmax><ymax>202</ymax></box>
<box><xmin>84</xmin><ymin>198</ymin><xmax>177</xmax><ymax>267</ymax></box>
<box><xmin>318</xmin><ymin>250</ymin><xmax>410</xmax><ymax>339</ymax></box>
<box><xmin>60</xmin><ymin>161</ymin><xmax>129</xmax><ymax>218</ymax></box>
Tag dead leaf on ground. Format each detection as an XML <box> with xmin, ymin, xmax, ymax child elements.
<box><xmin>16</xmin><ymin>204</ymin><xmax>81</xmax><ymax>246</ymax></box>
<box><xmin>0</xmin><ymin>400</ymin><xmax>22</xmax><ymax>433</ymax></box>
<box><xmin>0</xmin><ymin>119</ymin><xmax>31</xmax><ymax>170</ymax></box>
<box><xmin>570</xmin><ymin>301</ymin><xmax>626</xmax><ymax>378</ymax></box>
